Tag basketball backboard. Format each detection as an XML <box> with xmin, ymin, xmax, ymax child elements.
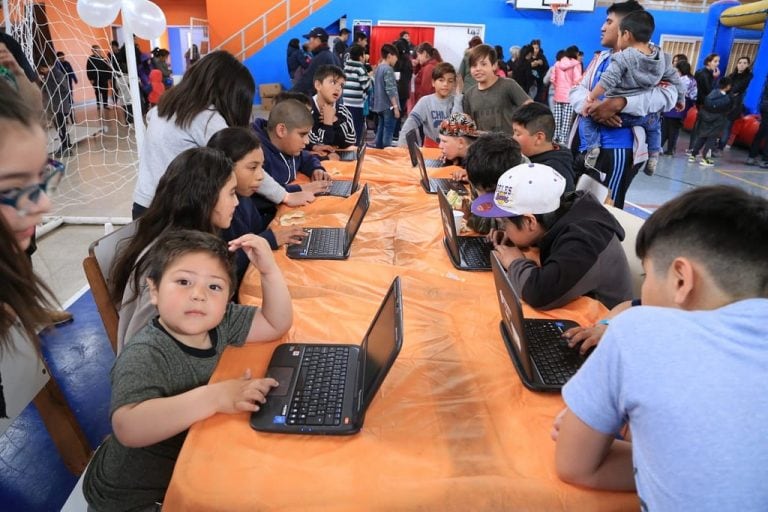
<box><xmin>514</xmin><ymin>0</ymin><xmax>596</xmax><ymax>12</ymax></box>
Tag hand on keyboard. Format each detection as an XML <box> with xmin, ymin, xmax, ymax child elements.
<box><xmin>273</xmin><ymin>225</ymin><xmax>308</xmax><ymax>247</ymax></box>
<box><xmin>212</xmin><ymin>368</ymin><xmax>279</xmax><ymax>414</ymax></box>
<box><xmin>562</xmin><ymin>323</ymin><xmax>607</xmax><ymax>355</ymax></box>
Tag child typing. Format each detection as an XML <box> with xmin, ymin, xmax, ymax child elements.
<box><xmin>580</xmin><ymin>10</ymin><xmax>684</xmax><ymax>175</ymax></box>
<box><xmin>83</xmin><ymin>230</ymin><xmax>291</xmax><ymax>510</ymax></box>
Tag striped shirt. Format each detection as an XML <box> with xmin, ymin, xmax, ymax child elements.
<box><xmin>308</xmin><ymin>95</ymin><xmax>356</xmax><ymax>148</ymax></box>
<box><xmin>342</xmin><ymin>60</ymin><xmax>371</xmax><ymax>109</ymax></box>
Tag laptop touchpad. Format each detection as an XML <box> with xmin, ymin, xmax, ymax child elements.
<box><xmin>266</xmin><ymin>367</ymin><xmax>294</xmax><ymax>396</ymax></box>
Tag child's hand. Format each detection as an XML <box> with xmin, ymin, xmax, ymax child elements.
<box><xmin>492</xmin><ymin>244</ymin><xmax>524</xmax><ymax>270</ymax></box>
<box><xmin>311</xmin><ymin>144</ymin><xmax>334</xmax><ymax>156</ymax></box>
<box><xmin>301</xmin><ymin>180</ymin><xmax>332</xmax><ymax>195</ymax></box>
<box><xmin>228</xmin><ymin>234</ymin><xmax>279</xmax><ymax>275</ymax></box>
<box><xmin>562</xmin><ymin>323</ymin><xmax>605</xmax><ymax>354</ymax></box>
<box><xmin>312</xmin><ymin>168</ymin><xmax>331</xmax><ymax>181</ymax></box>
<box><xmin>320</xmin><ymin>103</ymin><xmax>337</xmax><ymax>125</ymax></box>
<box><xmin>451</xmin><ymin>168</ymin><xmax>468</xmax><ymax>182</ymax></box>
<box><xmin>212</xmin><ymin>368</ymin><xmax>279</xmax><ymax>414</ymax></box>
<box><xmin>273</xmin><ymin>225</ymin><xmax>307</xmax><ymax>246</ymax></box>
<box><xmin>284</xmin><ymin>190</ymin><xmax>316</xmax><ymax>206</ymax></box>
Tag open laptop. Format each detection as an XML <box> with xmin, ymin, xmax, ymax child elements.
<box><xmin>405</xmin><ymin>130</ymin><xmax>444</xmax><ymax>168</ymax></box>
<box><xmin>437</xmin><ymin>191</ymin><xmax>492</xmax><ymax>271</ymax></box>
<box><xmin>491</xmin><ymin>253</ymin><xmax>586</xmax><ymax>392</ymax></box>
<box><xmin>414</xmin><ymin>146</ymin><xmax>468</xmax><ymax>196</ymax></box>
<box><xmin>336</xmin><ymin>145</ymin><xmax>361</xmax><ymax>162</ymax></box>
<box><xmin>250</xmin><ymin>277</ymin><xmax>403</xmax><ymax>434</ymax></box>
<box><xmin>287</xmin><ymin>184</ymin><xmax>370</xmax><ymax>260</ymax></box>
<box><xmin>319</xmin><ymin>145</ymin><xmax>366</xmax><ymax>198</ymax></box>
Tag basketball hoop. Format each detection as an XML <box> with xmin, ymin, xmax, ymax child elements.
<box><xmin>550</xmin><ymin>3</ymin><xmax>569</xmax><ymax>26</ymax></box>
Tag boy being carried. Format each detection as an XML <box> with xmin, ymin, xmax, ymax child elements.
<box><xmin>553</xmin><ymin>185</ymin><xmax>768</xmax><ymax>510</ymax></box>
<box><xmin>511</xmin><ymin>102</ymin><xmax>575</xmax><ymax>191</ymax></box>
<box><xmin>83</xmin><ymin>230</ymin><xmax>292</xmax><ymax>510</ymax></box>
<box><xmin>398</xmin><ymin>62</ymin><xmax>462</xmax><ymax>148</ymax></box>
<box><xmin>307</xmin><ymin>64</ymin><xmax>356</xmax><ymax>159</ymax></box>
<box><xmin>581</xmin><ymin>10</ymin><xmax>685</xmax><ymax>175</ymax></box>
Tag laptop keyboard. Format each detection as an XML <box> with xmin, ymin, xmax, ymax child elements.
<box><xmin>459</xmin><ymin>237</ymin><xmax>493</xmax><ymax>268</ymax></box>
<box><xmin>327</xmin><ymin>180</ymin><xmax>353</xmax><ymax>197</ymax></box>
<box><xmin>305</xmin><ymin>229</ymin><xmax>343</xmax><ymax>256</ymax></box>
<box><xmin>524</xmin><ymin>321</ymin><xmax>583</xmax><ymax>386</ymax></box>
<box><xmin>287</xmin><ymin>346</ymin><xmax>349</xmax><ymax>426</ymax></box>
<box><xmin>431</xmin><ymin>178</ymin><xmax>467</xmax><ymax>195</ymax></box>
<box><xmin>424</xmin><ymin>158</ymin><xmax>443</xmax><ymax>168</ymax></box>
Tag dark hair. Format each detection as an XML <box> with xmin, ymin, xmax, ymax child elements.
<box><xmin>465</xmin><ymin>132</ymin><xmax>523</xmax><ymax>192</ymax></box>
<box><xmin>416</xmin><ymin>42</ymin><xmax>442</xmax><ymax>62</ymax></box>
<box><xmin>348</xmin><ymin>44</ymin><xmax>365</xmax><ymax>62</ymax></box>
<box><xmin>313</xmin><ymin>64</ymin><xmax>345</xmax><ymax>83</ymax></box>
<box><xmin>673</xmin><ymin>53</ymin><xmax>688</xmax><ymax>63</ymax></box>
<box><xmin>511</xmin><ymin>102</ymin><xmax>555</xmax><ymax>141</ymax></box>
<box><xmin>266</xmin><ymin>98</ymin><xmax>313</xmax><ymax>133</ymax></box>
<box><xmin>399</xmin><ymin>30</ymin><xmax>410</xmax><ymax>38</ymax></box>
<box><xmin>145</xmin><ymin>230</ymin><xmax>236</xmax><ymax>299</ymax></box>
<box><xmin>273</xmin><ymin>91</ymin><xmax>312</xmax><ymax>108</ymax></box>
<box><xmin>0</xmin><ymin>80</ymin><xmax>40</xmax><ymax>130</ymax></box>
<box><xmin>432</xmin><ymin>62</ymin><xmax>456</xmax><ymax>81</ymax></box>
<box><xmin>469</xmin><ymin>44</ymin><xmax>497</xmax><ymax>67</ymax></box>
<box><xmin>718</xmin><ymin>76</ymin><xmax>733</xmax><ymax>89</ymax></box>
<box><xmin>555</xmin><ymin>50</ymin><xmax>566</xmax><ymax>62</ymax></box>
<box><xmin>110</xmin><ymin>147</ymin><xmax>235</xmax><ymax>305</ymax></box>
<box><xmin>565</xmin><ymin>45</ymin><xmax>580</xmax><ymax>59</ymax></box>
<box><xmin>380</xmin><ymin>43</ymin><xmax>397</xmax><ymax>59</ymax></box>
<box><xmin>468</xmin><ymin>36</ymin><xmax>483</xmax><ymax>48</ymax></box>
<box><xmin>207</xmin><ymin>127</ymin><xmax>261</xmax><ymax>164</ymax></box>
<box><xmin>340</xmin><ymin>28</ymin><xmax>351</xmax><ymax>36</ymax></box>
<box><xmin>56</xmin><ymin>51</ymin><xmax>64</xmax><ymax>57</ymax></box>
<box><xmin>675</xmin><ymin>60</ymin><xmax>692</xmax><ymax>77</ymax></box>
<box><xmin>737</xmin><ymin>55</ymin><xmax>751</xmax><ymax>64</ymax></box>
<box><xmin>607</xmin><ymin>0</ymin><xmax>644</xmax><ymax>17</ymax></box>
<box><xmin>288</xmin><ymin>38</ymin><xmax>300</xmax><ymax>50</ymax></box>
<box><xmin>703</xmin><ymin>53</ymin><xmax>719</xmax><ymax>66</ymax></box>
<box><xmin>636</xmin><ymin>185</ymin><xmax>768</xmax><ymax>298</ymax></box>
<box><xmin>530</xmin><ymin>39</ymin><xmax>541</xmax><ymax>46</ymax></box>
<box><xmin>507</xmin><ymin>192</ymin><xmax>576</xmax><ymax>231</ymax></box>
<box><xmin>157</xmin><ymin>51</ymin><xmax>255</xmax><ymax>129</ymax></box>
<box><xmin>619</xmin><ymin>10</ymin><xmax>655</xmax><ymax>43</ymax></box>
<box><xmin>353</xmin><ymin>31</ymin><xmax>368</xmax><ymax>43</ymax></box>
<box><xmin>494</xmin><ymin>45</ymin><xmax>505</xmax><ymax>62</ymax></box>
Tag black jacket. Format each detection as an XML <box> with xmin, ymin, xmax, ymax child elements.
<box><xmin>694</xmin><ymin>68</ymin><xmax>716</xmax><ymax>106</ymax></box>
<box><xmin>529</xmin><ymin>147</ymin><xmax>575</xmax><ymax>192</ymax></box>
<box><xmin>290</xmin><ymin>44</ymin><xmax>341</xmax><ymax>95</ymax></box>
<box><xmin>726</xmin><ymin>70</ymin><xmax>753</xmax><ymax>120</ymax></box>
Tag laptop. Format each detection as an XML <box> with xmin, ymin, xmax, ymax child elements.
<box><xmin>437</xmin><ymin>191</ymin><xmax>492</xmax><ymax>271</ymax></box>
<box><xmin>490</xmin><ymin>253</ymin><xmax>586</xmax><ymax>392</ymax></box>
<box><xmin>319</xmin><ymin>145</ymin><xmax>366</xmax><ymax>198</ymax></box>
<box><xmin>414</xmin><ymin>146</ymin><xmax>468</xmax><ymax>196</ymax></box>
<box><xmin>405</xmin><ymin>130</ymin><xmax>444</xmax><ymax>168</ymax></box>
<box><xmin>336</xmin><ymin>145</ymin><xmax>361</xmax><ymax>162</ymax></box>
<box><xmin>250</xmin><ymin>277</ymin><xmax>403</xmax><ymax>434</ymax></box>
<box><xmin>286</xmin><ymin>184</ymin><xmax>370</xmax><ymax>260</ymax></box>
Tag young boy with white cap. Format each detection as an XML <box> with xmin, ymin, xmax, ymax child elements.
<box><xmin>472</xmin><ymin>163</ymin><xmax>633</xmax><ymax>310</ymax></box>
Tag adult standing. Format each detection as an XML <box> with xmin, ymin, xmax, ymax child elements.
<box><xmin>333</xmin><ymin>28</ymin><xmax>350</xmax><ymax>63</ymax></box>
<box><xmin>688</xmin><ymin>53</ymin><xmax>720</xmax><ymax>153</ymax></box>
<box><xmin>529</xmin><ymin>39</ymin><xmax>549</xmax><ymax>103</ymax></box>
<box><xmin>457</xmin><ymin>36</ymin><xmax>483</xmax><ymax>93</ymax></box>
<box><xmin>718</xmin><ymin>56</ymin><xmax>752</xmax><ymax>151</ymax></box>
<box><xmin>511</xmin><ymin>45</ymin><xmax>536</xmax><ymax>98</ymax></box>
<box><xmin>569</xmin><ymin>0</ymin><xmax>676</xmax><ymax>209</ymax></box>
<box><xmin>286</xmin><ymin>38</ymin><xmax>308</xmax><ymax>85</ymax></box>
<box><xmin>392</xmin><ymin>37</ymin><xmax>413</xmax><ymax>140</ymax></box>
<box><xmin>291</xmin><ymin>27</ymin><xmax>341</xmax><ymax>96</ymax></box>
<box><xmin>86</xmin><ymin>45</ymin><xmax>112</xmax><ymax>111</ymax></box>
<box><xmin>39</xmin><ymin>61</ymin><xmax>72</xmax><ymax>157</ymax></box>
<box><xmin>55</xmin><ymin>51</ymin><xmax>78</xmax><ymax>94</ymax></box>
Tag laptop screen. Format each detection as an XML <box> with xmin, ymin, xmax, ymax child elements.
<box><xmin>405</xmin><ymin>130</ymin><xmax>419</xmax><ymax>167</ymax></box>
<box><xmin>490</xmin><ymin>253</ymin><xmax>536</xmax><ymax>382</ymax></box>
<box><xmin>359</xmin><ymin>277</ymin><xmax>403</xmax><ymax>412</ymax></box>
<box><xmin>437</xmin><ymin>191</ymin><xmax>461</xmax><ymax>263</ymax></box>
<box><xmin>344</xmin><ymin>184</ymin><xmax>370</xmax><ymax>251</ymax></box>
<box><xmin>414</xmin><ymin>147</ymin><xmax>432</xmax><ymax>190</ymax></box>
<box><xmin>350</xmin><ymin>145</ymin><xmax>366</xmax><ymax>193</ymax></box>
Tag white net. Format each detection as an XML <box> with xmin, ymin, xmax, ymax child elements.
<box><xmin>551</xmin><ymin>5</ymin><xmax>569</xmax><ymax>26</ymax></box>
<box><xmin>3</xmin><ymin>0</ymin><xmax>139</xmax><ymax>220</ymax></box>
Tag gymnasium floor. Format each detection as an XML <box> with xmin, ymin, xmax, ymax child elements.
<box><xmin>2</xmin><ymin>118</ymin><xmax>767</xmax><ymax>510</ymax></box>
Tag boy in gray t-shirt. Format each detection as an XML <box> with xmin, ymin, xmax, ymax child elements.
<box><xmin>581</xmin><ymin>10</ymin><xmax>685</xmax><ymax>175</ymax></box>
<box><xmin>83</xmin><ymin>230</ymin><xmax>292</xmax><ymax>511</ymax></box>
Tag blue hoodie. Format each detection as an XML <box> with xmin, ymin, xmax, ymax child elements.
<box><xmin>251</xmin><ymin>118</ymin><xmax>325</xmax><ymax>190</ymax></box>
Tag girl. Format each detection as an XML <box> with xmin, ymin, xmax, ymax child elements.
<box><xmin>688</xmin><ymin>53</ymin><xmax>720</xmax><ymax>153</ymax></box>
<box><xmin>413</xmin><ymin>42</ymin><xmax>442</xmax><ymax>103</ymax></box>
<box><xmin>661</xmin><ymin>60</ymin><xmax>696</xmax><ymax>157</ymax></box>
<box><xmin>719</xmin><ymin>56</ymin><xmax>752</xmax><ymax>151</ymax></box>
<box><xmin>207</xmin><ymin>127</ymin><xmax>307</xmax><ymax>285</ymax></box>
<box><xmin>113</xmin><ymin>147</ymin><xmax>240</xmax><ymax>351</ymax></box>
<box><xmin>550</xmin><ymin>45</ymin><xmax>582</xmax><ymax>144</ymax></box>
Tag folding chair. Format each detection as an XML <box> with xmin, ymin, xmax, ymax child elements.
<box><xmin>605</xmin><ymin>205</ymin><xmax>645</xmax><ymax>298</ymax></box>
<box><xmin>82</xmin><ymin>222</ymin><xmax>138</xmax><ymax>353</ymax></box>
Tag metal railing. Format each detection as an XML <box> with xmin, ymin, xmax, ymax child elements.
<box><xmin>213</xmin><ymin>0</ymin><xmax>325</xmax><ymax>61</ymax></box>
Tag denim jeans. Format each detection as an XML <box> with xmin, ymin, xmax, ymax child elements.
<box><xmin>375</xmin><ymin>108</ymin><xmax>396</xmax><ymax>149</ymax></box>
<box><xmin>347</xmin><ymin>106</ymin><xmax>366</xmax><ymax>146</ymax></box>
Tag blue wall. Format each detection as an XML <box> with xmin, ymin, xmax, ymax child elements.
<box><xmin>244</xmin><ymin>0</ymin><xmax>762</xmax><ymax>109</ymax></box>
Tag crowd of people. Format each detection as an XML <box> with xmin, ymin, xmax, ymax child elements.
<box><xmin>1</xmin><ymin>1</ymin><xmax>768</xmax><ymax>509</ymax></box>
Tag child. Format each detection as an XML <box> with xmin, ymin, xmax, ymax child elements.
<box><xmin>580</xmin><ymin>10</ymin><xmax>685</xmax><ymax>175</ymax></box>
<box><xmin>461</xmin><ymin>44</ymin><xmax>531</xmax><ymax>134</ymax></box>
<box><xmin>147</xmin><ymin>68</ymin><xmax>165</xmax><ymax>106</ymax></box>
<box><xmin>307</xmin><ymin>64</ymin><xmax>356</xmax><ymax>159</ymax></box>
<box><xmin>372</xmin><ymin>43</ymin><xmax>400</xmax><ymax>149</ymax></box>
<box><xmin>83</xmin><ymin>229</ymin><xmax>291</xmax><ymax>510</ymax></box>
<box><xmin>660</xmin><ymin>60</ymin><xmax>696</xmax><ymax>157</ymax></box>
<box><xmin>342</xmin><ymin>44</ymin><xmax>371</xmax><ymax>146</ymax></box>
<box><xmin>553</xmin><ymin>185</ymin><xmax>768</xmax><ymax>510</ymax></box>
<box><xmin>472</xmin><ymin>163</ymin><xmax>632</xmax><ymax>310</ymax></box>
<box><xmin>208</xmin><ymin>127</ymin><xmax>307</xmax><ymax>283</ymax></box>
<box><xmin>511</xmin><ymin>102</ymin><xmax>575</xmax><ymax>191</ymax></box>
<box><xmin>550</xmin><ymin>45</ymin><xmax>582</xmax><ymax>144</ymax></box>
<box><xmin>688</xmin><ymin>77</ymin><xmax>732</xmax><ymax>167</ymax></box>
<box><xmin>398</xmin><ymin>63</ymin><xmax>462</xmax><ymax>149</ymax></box>
<box><xmin>435</xmin><ymin>112</ymin><xmax>480</xmax><ymax>174</ymax></box>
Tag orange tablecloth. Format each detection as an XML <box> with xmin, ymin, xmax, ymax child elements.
<box><xmin>164</xmin><ymin>148</ymin><xmax>637</xmax><ymax>511</ymax></box>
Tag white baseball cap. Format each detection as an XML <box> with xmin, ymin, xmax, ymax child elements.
<box><xmin>471</xmin><ymin>163</ymin><xmax>566</xmax><ymax>217</ymax></box>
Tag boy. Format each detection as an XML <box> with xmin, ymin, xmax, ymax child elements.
<box><xmin>342</xmin><ymin>44</ymin><xmax>371</xmax><ymax>146</ymax></box>
<box><xmin>580</xmin><ymin>10</ymin><xmax>684</xmax><ymax>175</ymax></box>
<box><xmin>83</xmin><ymin>230</ymin><xmax>291</xmax><ymax>510</ymax></box>
<box><xmin>398</xmin><ymin>63</ymin><xmax>462</xmax><ymax>149</ymax></box>
<box><xmin>333</xmin><ymin>28</ymin><xmax>350</xmax><ymax>62</ymax></box>
<box><xmin>435</xmin><ymin>112</ymin><xmax>480</xmax><ymax>173</ymax></box>
<box><xmin>373</xmin><ymin>43</ymin><xmax>400</xmax><ymax>149</ymax></box>
<box><xmin>461</xmin><ymin>44</ymin><xmax>531</xmax><ymax>134</ymax></box>
<box><xmin>472</xmin><ymin>163</ymin><xmax>632</xmax><ymax>310</ymax></box>
<box><xmin>251</xmin><ymin>98</ymin><xmax>332</xmax><ymax>215</ymax></box>
<box><xmin>308</xmin><ymin>64</ymin><xmax>356</xmax><ymax>159</ymax></box>
<box><xmin>688</xmin><ymin>77</ymin><xmax>732</xmax><ymax>167</ymax></box>
<box><xmin>511</xmin><ymin>102</ymin><xmax>575</xmax><ymax>191</ymax></box>
<box><xmin>553</xmin><ymin>185</ymin><xmax>768</xmax><ymax>510</ymax></box>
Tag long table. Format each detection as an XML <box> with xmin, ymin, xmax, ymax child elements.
<box><xmin>163</xmin><ymin>148</ymin><xmax>637</xmax><ymax>511</ymax></box>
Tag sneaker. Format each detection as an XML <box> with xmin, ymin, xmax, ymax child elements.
<box><xmin>699</xmin><ymin>157</ymin><xmax>715</xmax><ymax>167</ymax></box>
<box><xmin>760</xmin><ymin>161</ymin><xmax>768</xmax><ymax>169</ymax></box>
<box><xmin>711</xmin><ymin>149</ymin><xmax>722</xmax><ymax>158</ymax></box>
<box><xmin>685</xmin><ymin>149</ymin><xmax>693</xmax><ymax>156</ymax></box>
<box><xmin>687</xmin><ymin>154</ymin><xmax>697</xmax><ymax>163</ymax></box>
<box><xmin>644</xmin><ymin>156</ymin><xmax>658</xmax><ymax>176</ymax></box>
<box><xmin>746</xmin><ymin>157</ymin><xmax>757</xmax><ymax>166</ymax></box>
<box><xmin>724</xmin><ymin>145</ymin><xmax>732</xmax><ymax>150</ymax></box>
<box><xmin>662</xmin><ymin>151</ymin><xmax>674</xmax><ymax>156</ymax></box>
<box><xmin>584</xmin><ymin>147</ymin><xmax>600</xmax><ymax>169</ymax></box>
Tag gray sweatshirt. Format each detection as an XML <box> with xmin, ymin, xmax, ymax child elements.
<box><xmin>599</xmin><ymin>45</ymin><xmax>685</xmax><ymax>104</ymax></box>
<box><xmin>397</xmin><ymin>94</ymin><xmax>463</xmax><ymax>146</ymax></box>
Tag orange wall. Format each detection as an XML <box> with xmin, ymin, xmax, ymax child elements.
<box><xmin>155</xmin><ymin>0</ymin><xmax>207</xmax><ymax>25</ymax></box>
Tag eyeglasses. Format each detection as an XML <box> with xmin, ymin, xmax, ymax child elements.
<box><xmin>0</xmin><ymin>159</ymin><xmax>65</xmax><ymax>216</ymax></box>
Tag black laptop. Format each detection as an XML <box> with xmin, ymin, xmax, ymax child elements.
<box><xmin>437</xmin><ymin>191</ymin><xmax>492</xmax><ymax>271</ymax></box>
<box><xmin>414</xmin><ymin>145</ymin><xmax>467</xmax><ymax>196</ymax></box>
<box><xmin>286</xmin><ymin>185</ymin><xmax>370</xmax><ymax>260</ymax></box>
<box><xmin>490</xmin><ymin>253</ymin><xmax>586</xmax><ymax>392</ymax></box>
<box><xmin>250</xmin><ymin>277</ymin><xmax>403</xmax><ymax>434</ymax></box>
<box><xmin>336</xmin><ymin>145</ymin><xmax>361</xmax><ymax>162</ymax></box>
<box><xmin>405</xmin><ymin>130</ymin><xmax>443</xmax><ymax>168</ymax></box>
<box><xmin>319</xmin><ymin>145</ymin><xmax>366</xmax><ymax>198</ymax></box>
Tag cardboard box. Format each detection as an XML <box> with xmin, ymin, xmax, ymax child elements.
<box><xmin>261</xmin><ymin>97</ymin><xmax>275</xmax><ymax>111</ymax></box>
<box><xmin>259</xmin><ymin>83</ymin><xmax>282</xmax><ymax>98</ymax></box>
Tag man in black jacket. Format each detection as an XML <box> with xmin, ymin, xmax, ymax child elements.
<box><xmin>291</xmin><ymin>27</ymin><xmax>341</xmax><ymax>96</ymax></box>
<box><xmin>86</xmin><ymin>44</ymin><xmax>112</xmax><ymax>110</ymax></box>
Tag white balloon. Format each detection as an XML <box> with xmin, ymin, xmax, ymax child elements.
<box><xmin>122</xmin><ymin>0</ymin><xmax>167</xmax><ymax>40</ymax></box>
<box><xmin>76</xmin><ymin>0</ymin><xmax>121</xmax><ymax>28</ymax></box>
